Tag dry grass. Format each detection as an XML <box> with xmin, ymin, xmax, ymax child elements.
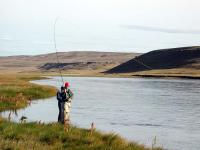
<box><xmin>30</xmin><ymin>67</ymin><xmax>200</xmax><ymax>80</ymax></box>
<box><xmin>131</xmin><ymin>68</ymin><xmax>200</xmax><ymax>78</ymax></box>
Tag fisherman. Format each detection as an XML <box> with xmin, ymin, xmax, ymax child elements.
<box><xmin>63</xmin><ymin>82</ymin><xmax>73</xmax><ymax>124</ymax></box>
<box><xmin>56</xmin><ymin>82</ymin><xmax>73</xmax><ymax>124</ymax></box>
<box><xmin>56</xmin><ymin>86</ymin><xmax>65</xmax><ymax>123</ymax></box>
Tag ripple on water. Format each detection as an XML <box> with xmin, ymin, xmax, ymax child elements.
<box><xmin>110</xmin><ymin>122</ymin><xmax>164</xmax><ymax>128</ymax></box>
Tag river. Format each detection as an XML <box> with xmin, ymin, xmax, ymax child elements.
<box><xmin>1</xmin><ymin>76</ymin><xmax>200</xmax><ymax>150</ymax></box>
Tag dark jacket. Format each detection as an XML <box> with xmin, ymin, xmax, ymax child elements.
<box><xmin>56</xmin><ymin>91</ymin><xmax>62</xmax><ymax>102</ymax></box>
<box><xmin>57</xmin><ymin>89</ymin><xmax>73</xmax><ymax>102</ymax></box>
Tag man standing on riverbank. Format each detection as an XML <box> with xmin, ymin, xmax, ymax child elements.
<box><xmin>63</xmin><ymin>82</ymin><xmax>73</xmax><ymax>124</ymax></box>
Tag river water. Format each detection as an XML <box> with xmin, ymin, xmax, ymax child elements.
<box><xmin>1</xmin><ymin>77</ymin><xmax>200</xmax><ymax>150</ymax></box>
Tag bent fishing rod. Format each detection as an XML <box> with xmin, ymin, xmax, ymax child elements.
<box><xmin>54</xmin><ymin>17</ymin><xmax>64</xmax><ymax>85</ymax></box>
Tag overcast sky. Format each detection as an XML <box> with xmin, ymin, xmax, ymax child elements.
<box><xmin>1</xmin><ymin>0</ymin><xmax>200</xmax><ymax>56</ymax></box>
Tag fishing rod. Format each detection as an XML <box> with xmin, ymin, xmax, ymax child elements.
<box><xmin>54</xmin><ymin>17</ymin><xmax>64</xmax><ymax>85</ymax></box>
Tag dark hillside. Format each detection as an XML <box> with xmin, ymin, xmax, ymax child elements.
<box><xmin>106</xmin><ymin>47</ymin><xmax>200</xmax><ymax>73</ymax></box>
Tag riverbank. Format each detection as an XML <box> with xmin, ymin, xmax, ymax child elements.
<box><xmin>0</xmin><ymin>119</ymin><xmax>162</xmax><ymax>150</ymax></box>
<box><xmin>0</xmin><ymin>73</ymin><xmax>162</xmax><ymax>150</ymax></box>
<box><xmin>30</xmin><ymin>67</ymin><xmax>200</xmax><ymax>80</ymax></box>
<box><xmin>0</xmin><ymin>74</ymin><xmax>56</xmax><ymax>111</ymax></box>
<box><xmin>130</xmin><ymin>68</ymin><xmax>200</xmax><ymax>79</ymax></box>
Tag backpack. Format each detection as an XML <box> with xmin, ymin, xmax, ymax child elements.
<box><xmin>66</xmin><ymin>89</ymin><xmax>73</xmax><ymax>99</ymax></box>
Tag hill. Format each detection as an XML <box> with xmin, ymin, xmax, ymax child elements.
<box><xmin>106</xmin><ymin>47</ymin><xmax>200</xmax><ymax>74</ymax></box>
<box><xmin>0</xmin><ymin>51</ymin><xmax>139</xmax><ymax>73</ymax></box>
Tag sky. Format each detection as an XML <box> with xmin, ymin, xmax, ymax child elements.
<box><xmin>1</xmin><ymin>0</ymin><xmax>200</xmax><ymax>56</ymax></box>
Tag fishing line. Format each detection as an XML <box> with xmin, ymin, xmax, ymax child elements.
<box><xmin>133</xmin><ymin>57</ymin><xmax>153</xmax><ymax>70</ymax></box>
<box><xmin>54</xmin><ymin>17</ymin><xmax>64</xmax><ymax>85</ymax></box>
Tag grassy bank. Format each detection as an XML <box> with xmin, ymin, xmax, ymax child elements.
<box><xmin>0</xmin><ymin>119</ymin><xmax>162</xmax><ymax>150</ymax></box>
<box><xmin>0</xmin><ymin>74</ymin><xmax>56</xmax><ymax>111</ymax></box>
<box><xmin>130</xmin><ymin>68</ymin><xmax>200</xmax><ymax>79</ymax></box>
<box><xmin>65</xmin><ymin>68</ymin><xmax>200</xmax><ymax>79</ymax></box>
<box><xmin>28</xmin><ymin>67</ymin><xmax>200</xmax><ymax>80</ymax></box>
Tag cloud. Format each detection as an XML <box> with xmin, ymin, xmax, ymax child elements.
<box><xmin>0</xmin><ymin>37</ymin><xmax>13</xmax><ymax>41</ymax></box>
<box><xmin>0</xmin><ymin>35</ymin><xmax>13</xmax><ymax>41</ymax></box>
<box><xmin>120</xmin><ymin>25</ymin><xmax>200</xmax><ymax>34</ymax></box>
<box><xmin>32</xmin><ymin>41</ymin><xmax>52</xmax><ymax>45</ymax></box>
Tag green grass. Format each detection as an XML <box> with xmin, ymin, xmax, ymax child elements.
<box><xmin>0</xmin><ymin>120</ymin><xmax>162</xmax><ymax>150</ymax></box>
<box><xmin>0</xmin><ymin>74</ymin><xmax>56</xmax><ymax>111</ymax></box>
